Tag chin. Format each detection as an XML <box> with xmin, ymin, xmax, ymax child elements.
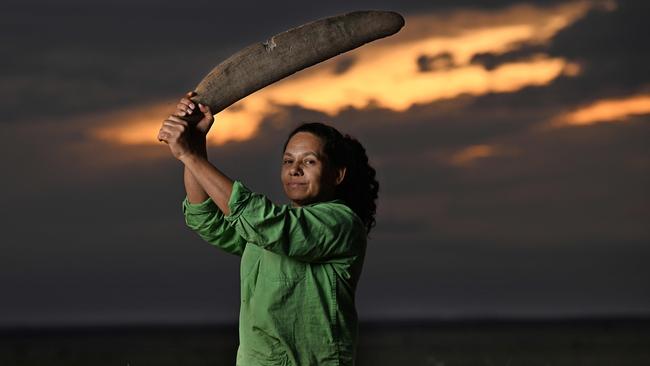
<box><xmin>287</xmin><ymin>194</ymin><xmax>314</xmax><ymax>207</ymax></box>
<box><xmin>290</xmin><ymin>196</ymin><xmax>309</xmax><ymax>205</ymax></box>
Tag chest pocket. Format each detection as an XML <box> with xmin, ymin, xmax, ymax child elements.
<box><xmin>261</xmin><ymin>249</ymin><xmax>306</xmax><ymax>284</ymax></box>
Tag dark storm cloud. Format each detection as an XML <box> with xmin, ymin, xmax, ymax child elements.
<box><xmin>416</xmin><ymin>52</ymin><xmax>455</xmax><ymax>72</ymax></box>
<box><xmin>332</xmin><ymin>56</ymin><xmax>357</xmax><ymax>75</ymax></box>
<box><xmin>470</xmin><ymin>43</ymin><xmax>548</xmax><ymax>71</ymax></box>
<box><xmin>467</xmin><ymin>0</ymin><xmax>642</xmax><ymax>74</ymax></box>
<box><xmin>548</xmin><ymin>0</ymin><xmax>650</xmax><ymax>95</ymax></box>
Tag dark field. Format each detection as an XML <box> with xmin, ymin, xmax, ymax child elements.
<box><xmin>2</xmin><ymin>318</ymin><xmax>649</xmax><ymax>366</ymax></box>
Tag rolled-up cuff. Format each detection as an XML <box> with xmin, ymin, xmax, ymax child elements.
<box><xmin>182</xmin><ymin>196</ymin><xmax>219</xmax><ymax>215</ymax></box>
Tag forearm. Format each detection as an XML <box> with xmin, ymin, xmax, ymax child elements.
<box><xmin>184</xmin><ymin>144</ymin><xmax>210</xmax><ymax>204</ymax></box>
<box><xmin>181</xmin><ymin>153</ymin><xmax>234</xmax><ymax>215</ymax></box>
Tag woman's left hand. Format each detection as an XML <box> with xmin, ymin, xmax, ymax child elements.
<box><xmin>159</xmin><ymin>92</ymin><xmax>214</xmax><ymax>160</ymax></box>
<box><xmin>158</xmin><ymin>114</ymin><xmax>203</xmax><ymax>160</ymax></box>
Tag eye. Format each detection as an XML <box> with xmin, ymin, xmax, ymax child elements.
<box><xmin>283</xmin><ymin>159</ymin><xmax>293</xmax><ymax>164</ymax></box>
<box><xmin>305</xmin><ymin>159</ymin><xmax>316</xmax><ymax>165</ymax></box>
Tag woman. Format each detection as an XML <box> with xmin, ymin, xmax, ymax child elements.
<box><xmin>158</xmin><ymin>92</ymin><xmax>379</xmax><ymax>366</ymax></box>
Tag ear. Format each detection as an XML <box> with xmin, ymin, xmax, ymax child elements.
<box><xmin>335</xmin><ymin>166</ymin><xmax>347</xmax><ymax>186</ymax></box>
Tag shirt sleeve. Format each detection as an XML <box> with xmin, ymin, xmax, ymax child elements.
<box><xmin>182</xmin><ymin>196</ymin><xmax>247</xmax><ymax>256</ymax></box>
<box><xmin>224</xmin><ymin>180</ymin><xmax>365</xmax><ymax>263</ymax></box>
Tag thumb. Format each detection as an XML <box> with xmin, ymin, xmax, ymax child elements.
<box><xmin>198</xmin><ymin>103</ymin><xmax>212</xmax><ymax>117</ymax></box>
<box><xmin>196</xmin><ymin>103</ymin><xmax>215</xmax><ymax>133</ymax></box>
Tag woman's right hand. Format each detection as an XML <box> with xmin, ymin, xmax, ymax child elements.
<box><xmin>174</xmin><ymin>91</ymin><xmax>214</xmax><ymax>137</ymax></box>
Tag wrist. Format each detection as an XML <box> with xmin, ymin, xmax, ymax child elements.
<box><xmin>179</xmin><ymin>150</ymin><xmax>205</xmax><ymax>165</ymax></box>
<box><xmin>176</xmin><ymin>133</ymin><xmax>207</xmax><ymax>162</ymax></box>
<box><xmin>192</xmin><ymin>132</ymin><xmax>208</xmax><ymax>155</ymax></box>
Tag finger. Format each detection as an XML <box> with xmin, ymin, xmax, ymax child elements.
<box><xmin>163</xmin><ymin>118</ymin><xmax>189</xmax><ymax>136</ymax></box>
<box><xmin>162</xmin><ymin>122</ymin><xmax>186</xmax><ymax>134</ymax></box>
<box><xmin>161</xmin><ymin>122</ymin><xmax>183</xmax><ymax>132</ymax></box>
<box><xmin>177</xmin><ymin>101</ymin><xmax>193</xmax><ymax>111</ymax></box>
<box><xmin>162</xmin><ymin>121</ymin><xmax>179</xmax><ymax>129</ymax></box>
<box><xmin>173</xmin><ymin>103</ymin><xmax>193</xmax><ymax>117</ymax></box>
<box><xmin>159</xmin><ymin>125</ymin><xmax>180</xmax><ymax>140</ymax></box>
<box><xmin>165</xmin><ymin>115</ymin><xmax>189</xmax><ymax>125</ymax></box>
<box><xmin>178</xmin><ymin>98</ymin><xmax>195</xmax><ymax>110</ymax></box>
<box><xmin>198</xmin><ymin>103</ymin><xmax>212</xmax><ymax>117</ymax></box>
<box><xmin>159</xmin><ymin>126</ymin><xmax>173</xmax><ymax>137</ymax></box>
<box><xmin>183</xmin><ymin>92</ymin><xmax>197</xmax><ymax>109</ymax></box>
<box><xmin>157</xmin><ymin>130</ymin><xmax>170</xmax><ymax>143</ymax></box>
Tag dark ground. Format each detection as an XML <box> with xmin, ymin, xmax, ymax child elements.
<box><xmin>1</xmin><ymin>318</ymin><xmax>649</xmax><ymax>366</ymax></box>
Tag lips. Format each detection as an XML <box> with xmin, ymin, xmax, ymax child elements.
<box><xmin>287</xmin><ymin>182</ymin><xmax>307</xmax><ymax>188</ymax></box>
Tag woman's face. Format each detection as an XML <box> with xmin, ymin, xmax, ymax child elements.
<box><xmin>281</xmin><ymin>132</ymin><xmax>345</xmax><ymax>207</ymax></box>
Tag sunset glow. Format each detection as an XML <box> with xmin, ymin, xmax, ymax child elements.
<box><xmin>450</xmin><ymin>145</ymin><xmax>497</xmax><ymax>166</ymax></box>
<box><xmin>449</xmin><ymin>144</ymin><xmax>518</xmax><ymax>166</ymax></box>
<box><xmin>94</xmin><ymin>1</ymin><xmax>608</xmax><ymax>146</ymax></box>
<box><xmin>559</xmin><ymin>95</ymin><xmax>650</xmax><ymax>126</ymax></box>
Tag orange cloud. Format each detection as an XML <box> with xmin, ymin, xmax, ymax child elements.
<box><xmin>92</xmin><ymin>103</ymin><xmax>172</xmax><ymax>145</ymax></box>
<box><xmin>556</xmin><ymin>94</ymin><xmax>650</xmax><ymax>126</ymax></box>
<box><xmin>450</xmin><ymin>145</ymin><xmax>496</xmax><ymax>166</ymax></box>
<box><xmin>94</xmin><ymin>0</ymin><xmax>611</xmax><ymax>147</ymax></box>
<box><xmin>448</xmin><ymin>144</ymin><xmax>519</xmax><ymax>166</ymax></box>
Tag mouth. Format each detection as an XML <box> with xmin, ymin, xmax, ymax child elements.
<box><xmin>287</xmin><ymin>182</ymin><xmax>307</xmax><ymax>189</ymax></box>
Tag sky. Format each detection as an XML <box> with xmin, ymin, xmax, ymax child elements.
<box><xmin>1</xmin><ymin>0</ymin><xmax>648</xmax><ymax>327</ymax></box>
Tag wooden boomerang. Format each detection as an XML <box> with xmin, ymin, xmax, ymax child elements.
<box><xmin>189</xmin><ymin>10</ymin><xmax>405</xmax><ymax>113</ymax></box>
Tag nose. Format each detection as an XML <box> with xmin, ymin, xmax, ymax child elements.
<box><xmin>289</xmin><ymin>162</ymin><xmax>303</xmax><ymax>176</ymax></box>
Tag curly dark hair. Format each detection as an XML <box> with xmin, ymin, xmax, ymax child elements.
<box><xmin>282</xmin><ymin>122</ymin><xmax>379</xmax><ymax>236</ymax></box>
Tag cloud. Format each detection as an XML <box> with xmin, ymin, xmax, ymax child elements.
<box><xmin>332</xmin><ymin>56</ymin><xmax>357</xmax><ymax>75</ymax></box>
<box><xmin>548</xmin><ymin>0</ymin><xmax>650</xmax><ymax>93</ymax></box>
<box><xmin>417</xmin><ymin>52</ymin><xmax>455</xmax><ymax>72</ymax></box>
<box><xmin>470</xmin><ymin>43</ymin><xmax>549</xmax><ymax>70</ymax></box>
<box><xmin>373</xmin><ymin>119</ymin><xmax>649</xmax><ymax>245</ymax></box>
<box><xmin>447</xmin><ymin>144</ymin><xmax>520</xmax><ymax>166</ymax></box>
<box><xmin>553</xmin><ymin>94</ymin><xmax>650</xmax><ymax>126</ymax></box>
<box><xmin>91</xmin><ymin>0</ymin><xmax>603</xmax><ymax>147</ymax></box>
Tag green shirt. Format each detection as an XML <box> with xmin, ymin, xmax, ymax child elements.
<box><xmin>182</xmin><ymin>180</ymin><xmax>367</xmax><ymax>366</ymax></box>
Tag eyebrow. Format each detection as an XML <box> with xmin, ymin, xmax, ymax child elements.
<box><xmin>283</xmin><ymin>151</ymin><xmax>321</xmax><ymax>158</ymax></box>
